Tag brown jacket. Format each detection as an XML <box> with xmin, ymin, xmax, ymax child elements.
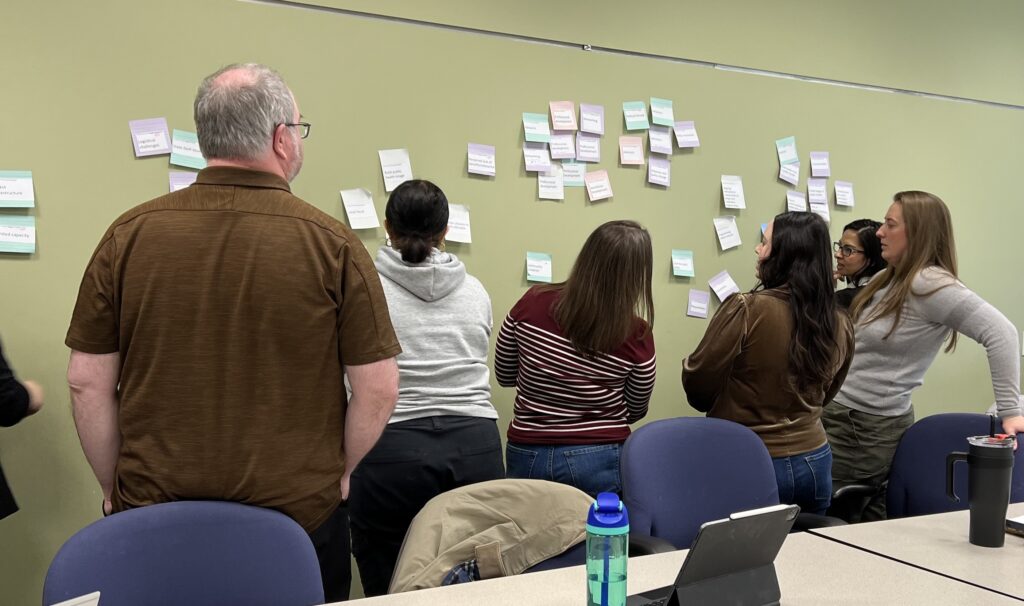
<box><xmin>682</xmin><ymin>289</ymin><xmax>854</xmax><ymax>457</ymax></box>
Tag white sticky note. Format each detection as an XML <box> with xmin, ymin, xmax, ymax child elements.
<box><xmin>648</xmin><ymin>126</ymin><xmax>673</xmax><ymax>154</ymax></box>
<box><xmin>526</xmin><ymin>252</ymin><xmax>553</xmax><ymax>283</ymax></box>
<box><xmin>779</xmin><ymin>163</ymin><xmax>800</xmax><ymax>186</ymax></box>
<box><xmin>673</xmin><ymin>121</ymin><xmax>700</xmax><ymax>148</ymax></box>
<box><xmin>810</xmin><ymin>199</ymin><xmax>831</xmax><ymax>223</ymax></box>
<box><xmin>721</xmin><ymin>175</ymin><xmax>746</xmax><ymax>209</ymax></box>
<box><xmin>580</xmin><ymin>103</ymin><xmax>605</xmax><ymax>135</ymax></box>
<box><xmin>0</xmin><ymin>171</ymin><xmax>35</xmax><ymax>207</ymax></box>
<box><xmin>576</xmin><ymin>132</ymin><xmax>601</xmax><ymax>163</ymax></box>
<box><xmin>549</xmin><ymin>133</ymin><xmax>576</xmax><ymax>160</ymax></box>
<box><xmin>549</xmin><ymin>101</ymin><xmax>578</xmax><ymax>131</ymax></box>
<box><xmin>378</xmin><ymin>148</ymin><xmax>413</xmax><ymax>192</ymax></box>
<box><xmin>562</xmin><ymin>161</ymin><xmax>586</xmax><ymax>187</ymax></box>
<box><xmin>808</xmin><ymin>178</ymin><xmax>828</xmax><ymax>206</ymax></box>
<box><xmin>713</xmin><ymin>216</ymin><xmax>742</xmax><ymax>250</ymax></box>
<box><xmin>619</xmin><ymin>136</ymin><xmax>645</xmax><ymax>165</ymax></box>
<box><xmin>648</xmin><ymin>156</ymin><xmax>670</xmax><ymax>187</ymax></box>
<box><xmin>446</xmin><ymin>203</ymin><xmax>472</xmax><ymax>243</ymax></box>
<box><xmin>584</xmin><ymin>170</ymin><xmax>613</xmax><ymax>202</ymax></box>
<box><xmin>810</xmin><ymin>151</ymin><xmax>831</xmax><ymax>177</ymax></box>
<box><xmin>50</xmin><ymin>591</ymin><xmax>101</xmax><ymax>606</ymax></box>
<box><xmin>340</xmin><ymin>188</ymin><xmax>380</xmax><ymax>229</ymax></box>
<box><xmin>709</xmin><ymin>270</ymin><xmax>740</xmax><ymax>302</ymax></box>
<box><xmin>835</xmin><ymin>181</ymin><xmax>855</xmax><ymax>207</ymax></box>
<box><xmin>523</xmin><ymin>142</ymin><xmax>552</xmax><ymax>172</ymax></box>
<box><xmin>467</xmin><ymin>143</ymin><xmax>496</xmax><ymax>176</ymax></box>
<box><xmin>787</xmin><ymin>190</ymin><xmax>808</xmax><ymax>212</ymax></box>
<box><xmin>538</xmin><ymin>166</ymin><xmax>565</xmax><ymax>200</ymax></box>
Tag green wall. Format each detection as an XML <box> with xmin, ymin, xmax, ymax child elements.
<box><xmin>2</xmin><ymin>1</ymin><xmax>1022</xmax><ymax>602</ymax></box>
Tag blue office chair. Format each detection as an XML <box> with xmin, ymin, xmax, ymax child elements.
<box><xmin>42</xmin><ymin>501</ymin><xmax>324</xmax><ymax>606</ymax></box>
<box><xmin>621</xmin><ymin>417</ymin><xmax>783</xmax><ymax>549</ymax></box>
<box><xmin>887</xmin><ymin>413</ymin><xmax>1024</xmax><ymax>518</ymax></box>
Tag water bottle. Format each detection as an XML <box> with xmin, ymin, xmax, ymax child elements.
<box><xmin>586</xmin><ymin>492</ymin><xmax>629</xmax><ymax>606</ymax></box>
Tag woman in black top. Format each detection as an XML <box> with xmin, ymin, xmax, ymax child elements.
<box><xmin>833</xmin><ymin>219</ymin><xmax>886</xmax><ymax>309</ymax></box>
<box><xmin>1</xmin><ymin>337</ymin><xmax>44</xmax><ymax>520</ymax></box>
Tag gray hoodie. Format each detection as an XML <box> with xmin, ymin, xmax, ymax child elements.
<box><xmin>374</xmin><ymin>246</ymin><xmax>498</xmax><ymax>423</ymax></box>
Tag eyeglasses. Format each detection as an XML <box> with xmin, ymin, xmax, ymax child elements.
<box><xmin>282</xmin><ymin>122</ymin><xmax>311</xmax><ymax>139</ymax></box>
<box><xmin>833</xmin><ymin>242</ymin><xmax>865</xmax><ymax>257</ymax></box>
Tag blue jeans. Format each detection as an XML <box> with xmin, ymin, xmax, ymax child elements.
<box><xmin>505</xmin><ymin>442</ymin><xmax>622</xmax><ymax>498</ymax></box>
<box><xmin>772</xmin><ymin>442</ymin><xmax>832</xmax><ymax>515</ymax></box>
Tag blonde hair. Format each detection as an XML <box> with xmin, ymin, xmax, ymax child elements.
<box><xmin>850</xmin><ymin>191</ymin><xmax>959</xmax><ymax>351</ymax></box>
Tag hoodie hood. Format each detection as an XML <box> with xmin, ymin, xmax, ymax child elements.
<box><xmin>375</xmin><ymin>245</ymin><xmax>466</xmax><ymax>302</ymax></box>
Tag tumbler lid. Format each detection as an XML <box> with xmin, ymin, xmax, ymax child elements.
<box><xmin>968</xmin><ymin>434</ymin><xmax>1015</xmax><ymax>448</ymax></box>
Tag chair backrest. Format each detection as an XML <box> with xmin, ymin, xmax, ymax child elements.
<box><xmin>887</xmin><ymin>413</ymin><xmax>1024</xmax><ymax>518</ymax></box>
<box><xmin>42</xmin><ymin>501</ymin><xmax>324</xmax><ymax>606</ymax></box>
<box><xmin>622</xmin><ymin>417</ymin><xmax>780</xmax><ymax>549</ymax></box>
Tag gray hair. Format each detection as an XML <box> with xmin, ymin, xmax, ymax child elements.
<box><xmin>193</xmin><ymin>63</ymin><xmax>295</xmax><ymax>161</ymax></box>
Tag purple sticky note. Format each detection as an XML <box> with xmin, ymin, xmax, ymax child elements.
<box><xmin>169</xmin><ymin>171</ymin><xmax>198</xmax><ymax>192</ymax></box>
<box><xmin>687</xmin><ymin>290</ymin><xmax>710</xmax><ymax>319</ymax></box>
<box><xmin>648</xmin><ymin>156</ymin><xmax>670</xmax><ymax>187</ymax></box>
<box><xmin>468</xmin><ymin>143</ymin><xmax>496</xmax><ymax>176</ymax></box>
<box><xmin>523</xmin><ymin>142</ymin><xmax>552</xmax><ymax>172</ymax></box>
<box><xmin>129</xmin><ymin>118</ymin><xmax>171</xmax><ymax>157</ymax></box>
<box><xmin>576</xmin><ymin>132</ymin><xmax>601</xmax><ymax>163</ymax></box>
<box><xmin>810</xmin><ymin>151</ymin><xmax>831</xmax><ymax>177</ymax></box>
<box><xmin>579</xmin><ymin>103</ymin><xmax>605</xmax><ymax>135</ymax></box>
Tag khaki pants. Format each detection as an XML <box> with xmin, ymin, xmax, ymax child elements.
<box><xmin>822</xmin><ymin>402</ymin><xmax>915</xmax><ymax>522</ymax></box>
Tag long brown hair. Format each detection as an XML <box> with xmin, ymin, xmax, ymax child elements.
<box><xmin>850</xmin><ymin>190</ymin><xmax>960</xmax><ymax>351</ymax></box>
<box><xmin>755</xmin><ymin>212</ymin><xmax>840</xmax><ymax>393</ymax></box>
<box><xmin>547</xmin><ymin>220</ymin><xmax>654</xmax><ymax>356</ymax></box>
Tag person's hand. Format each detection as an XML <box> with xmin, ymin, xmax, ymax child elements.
<box><xmin>340</xmin><ymin>473</ymin><xmax>351</xmax><ymax>501</ymax></box>
<box><xmin>1001</xmin><ymin>415</ymin><xmax>1024</xmax><ymax>443</ymax></box>
<box><xmin>22</xmin><ymin>380</ymin><xmax>44</xmax><ymax>415</ymax></box>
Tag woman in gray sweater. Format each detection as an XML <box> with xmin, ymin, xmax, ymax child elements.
<box><xmin>348</xmin><ymin>180</ymin><xmax>504</xmax><ymax>596</ymax></box>
<box><xmin>823</xmin><ymin>190</ymin><xmax>1024</xmax><ymax>521</ymax></box>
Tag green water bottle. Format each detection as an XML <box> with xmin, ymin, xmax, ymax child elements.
<box><xmin>586</xmin><ymin>492</ymin><xmax>629</xmax><ymax>606</ymax></box>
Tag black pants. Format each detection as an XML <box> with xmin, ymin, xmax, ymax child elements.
<box><xmin>349</xmin><ymin>416</ymin><xmax>505</xmax><ymax>597</ymax></box>
<box><xmin>309</xmin><ymin>503</ymin><xmax>351</xmax><ymax>602</ymax></box>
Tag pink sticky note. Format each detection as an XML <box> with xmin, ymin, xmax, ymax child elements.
<box><xmin>584</xmin><ymin>170</ymin><xmax>613</xmax><ymax>202</ymax></box>
<box><xmin>619</xmin><ymin>136</ymin><xmax>645</xmax><ymax>165</ymax></box>
<box><xmin>549</xmin><ymin>101</ymin><xmax>578</xmax><ymax>131</ymax></box>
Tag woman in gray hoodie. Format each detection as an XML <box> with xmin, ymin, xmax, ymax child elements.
<box><xmin>348</xmin><ymin>179</ymin><xmax>504</xmax><ymax>597</ymax></box>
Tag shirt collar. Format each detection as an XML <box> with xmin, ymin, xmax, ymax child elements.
<box><xmin>194</xmin><ymin>166</ymin><xmax>292</xmax><ymax>193</ymax></box>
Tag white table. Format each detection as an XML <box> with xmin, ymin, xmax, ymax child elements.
<box><xmin>342</xmin><ymin>531</ymin><xmax>1018</xmax><ymax>605</ymax></box>
<box><xmin>809</xmin><ymin>502</ymin><xmax>1024</xmax><ymax>600</ymax></box>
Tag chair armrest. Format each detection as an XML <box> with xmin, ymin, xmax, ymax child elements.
<box><xmin>791</xmin><ymin>512</ymin><xmax>847</xmax><ymax>531</ymax></box>
<box><xmin>833</xmin><ymin>484</ymin><xmax>880</xmax><ymax>500</ymax></box>
<box><xmin>629</xmin><ymin>533</ymin><xmax>677</xmax><ymax>555</ymax></box>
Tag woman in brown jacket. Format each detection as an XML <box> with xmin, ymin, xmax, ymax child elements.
<box><xmin>682</xmin><ymin>212</ymin><xmax>854</xmax><ymax>514</ymax></box>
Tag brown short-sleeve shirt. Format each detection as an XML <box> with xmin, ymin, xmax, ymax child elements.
<box><xmin>66</xmin><ymin>167</ymin><xmax>401</xmax><ymax>531</ymax></box>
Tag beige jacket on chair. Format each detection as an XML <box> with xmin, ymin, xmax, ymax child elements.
<box><xmin>388</xmin><ymin>479</ymin><xmax>594</xmax><ymax>594</ymax></box>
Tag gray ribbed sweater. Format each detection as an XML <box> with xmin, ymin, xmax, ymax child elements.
<box><xmin>836</xmin><ymin>267</ymin><xmax>1022</xmax><ymax>418</ymax></box>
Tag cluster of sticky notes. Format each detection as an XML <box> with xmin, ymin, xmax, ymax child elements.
<box><xmin>0</xmin><ymin>170</ymin><xmax>37</xmax><ymax>254</ymax></box>
<box><xmin>521</xmin><ymin>102</ymin><xmax>611</xmax><ymax>203</ymax></box>
<box><xmin>775</xmin><ymin>136</ymin><xmax>856</xmax><ymax>218</ymax></box>
<box><xmin>617</xmin><ymin>98</ymin><xmax>702</xmax><ymax>189</ymax></box>
<box><xmin>129</xmin><ymin>118</ymin><xmax>207</xmax><ymax>192</ymax></box>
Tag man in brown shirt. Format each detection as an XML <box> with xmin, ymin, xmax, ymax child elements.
<box><xmin>66</xmin><ymin>63</ymin><xmax>400</xmax><ymax>601</ymax></box>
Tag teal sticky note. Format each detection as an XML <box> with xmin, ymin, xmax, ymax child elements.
<box><xmin>650</xmin><ymin>97</ymin><xmax>675</xmax><ymax>127</ymax></box>
<box><xmin>562</xmin><ymin>160</ymin><xmax>586</xmax><ymax>187</ymax></box>
<box><xmin>526</xmin><ymin>251</ymin><xmax>553</xmax><ymax>283</ymax></box>
<box><xmin>672</xmin><ymin>249</ymin><xmax>695</xmax><ymax>277</ymax></box>
<box><xmin>170</xmin><ymin>129</ymin><xmax>207</xmax><ymax>170</ymax></box>
<box><xmin>775</xmin><ymin>136</ymin><xmax>799</xmax><ymax>165</ymax></box>
<box><xmin>0</xmin><ymin>215</ymin><xmax>36</xmax><ymax>254</ymax></box>
<box><xmin>0</xmin><ymin>170</ymin><xmax>35</xmax><ymax>208</ymax></box>
<box><xmin>522</xmin><ymin>112</ymin><xmax>551</xmax><ymax>143</ymax></box>
<box><xmin>622</xmin><ymin>101</ymin><xmax>650</xmax><ymax>131</ymax></box>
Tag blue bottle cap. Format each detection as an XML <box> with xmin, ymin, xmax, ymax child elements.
<box><xmin>586</xmin><ymin>492</ymin><xmax>629</xmax><ymax>535</ymax></box>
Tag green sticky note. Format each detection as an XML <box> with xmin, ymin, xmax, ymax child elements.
<box><xmin>0</xmin><ymin>170</ymin><xmax>35</xmax><ymax>208</ymax></box>
<box><xmin>0</xmin><ymin>215</ymin><xmax>36</xmax><ymax>254</ymax></box>
<box><xmin>622</xmin><ymin>101</ymin><xmax>650</xmax><ymax>131</ymax></box>
<box><xmin>650</xmin><ymin>97</ymin><xmax>675</xmax><ymax>127</ymax></box>
<box><xmin>672</xmin><ymin>249</ymin><xmax>694</xmax><ymax>277</ymax></box>
<box><xmin>562</xmin><ymin>160</ymin><xmax>586</xmax><ymax>187</ymax></box>
<box><xmin>522</xmin><ymin>112</ymin><xmax>551</xmax><ymax>143</ymax></box>
<box><xmin>526</xmin><ymin>251</ymin><xmax>553</xmax><ymax>283</ymax></box>
<box><xmin>170</xmin><ymin>129</ymin><xmax>207</xmax><ymax>170</ymax></box>
<box><xmin>775</xmin><ymin>136</ymin><xmax>799</xmax><ymax>165</ymax></box>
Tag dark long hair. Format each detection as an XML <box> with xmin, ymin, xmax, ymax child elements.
<box><xmin>756</xmin><ymin>212</ymin><xmax>839</xmax><ymax>393</ymax></box>
<box><xmin>843</xmin><ymin>218</ymin><xmax>886</xmax><ymax>285</ymax></box>
<box><xmin>548</xmin><ymin>220</ymin><xmax>654</xmax><ymax>356</ymax></box>
<box><xmin>384</xmin><ymin>179</ymin><xmax>448</xmax><ymax>264</ymax></box>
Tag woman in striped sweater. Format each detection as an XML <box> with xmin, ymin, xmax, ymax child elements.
<box><xmin>495</xmin><ymin>220</ymin><xmax>656</xmax><ymax>498</ymax></box>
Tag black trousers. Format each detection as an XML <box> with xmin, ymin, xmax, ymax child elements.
<box><xmin>349</xmin><ymin>416</ymin><xmax>505</xmax><ymax>597</ymax></box>
<box><xmin>309</xmin><ymin>503</ymin><xmax>351</xmax><ymax>602</ymax></box>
